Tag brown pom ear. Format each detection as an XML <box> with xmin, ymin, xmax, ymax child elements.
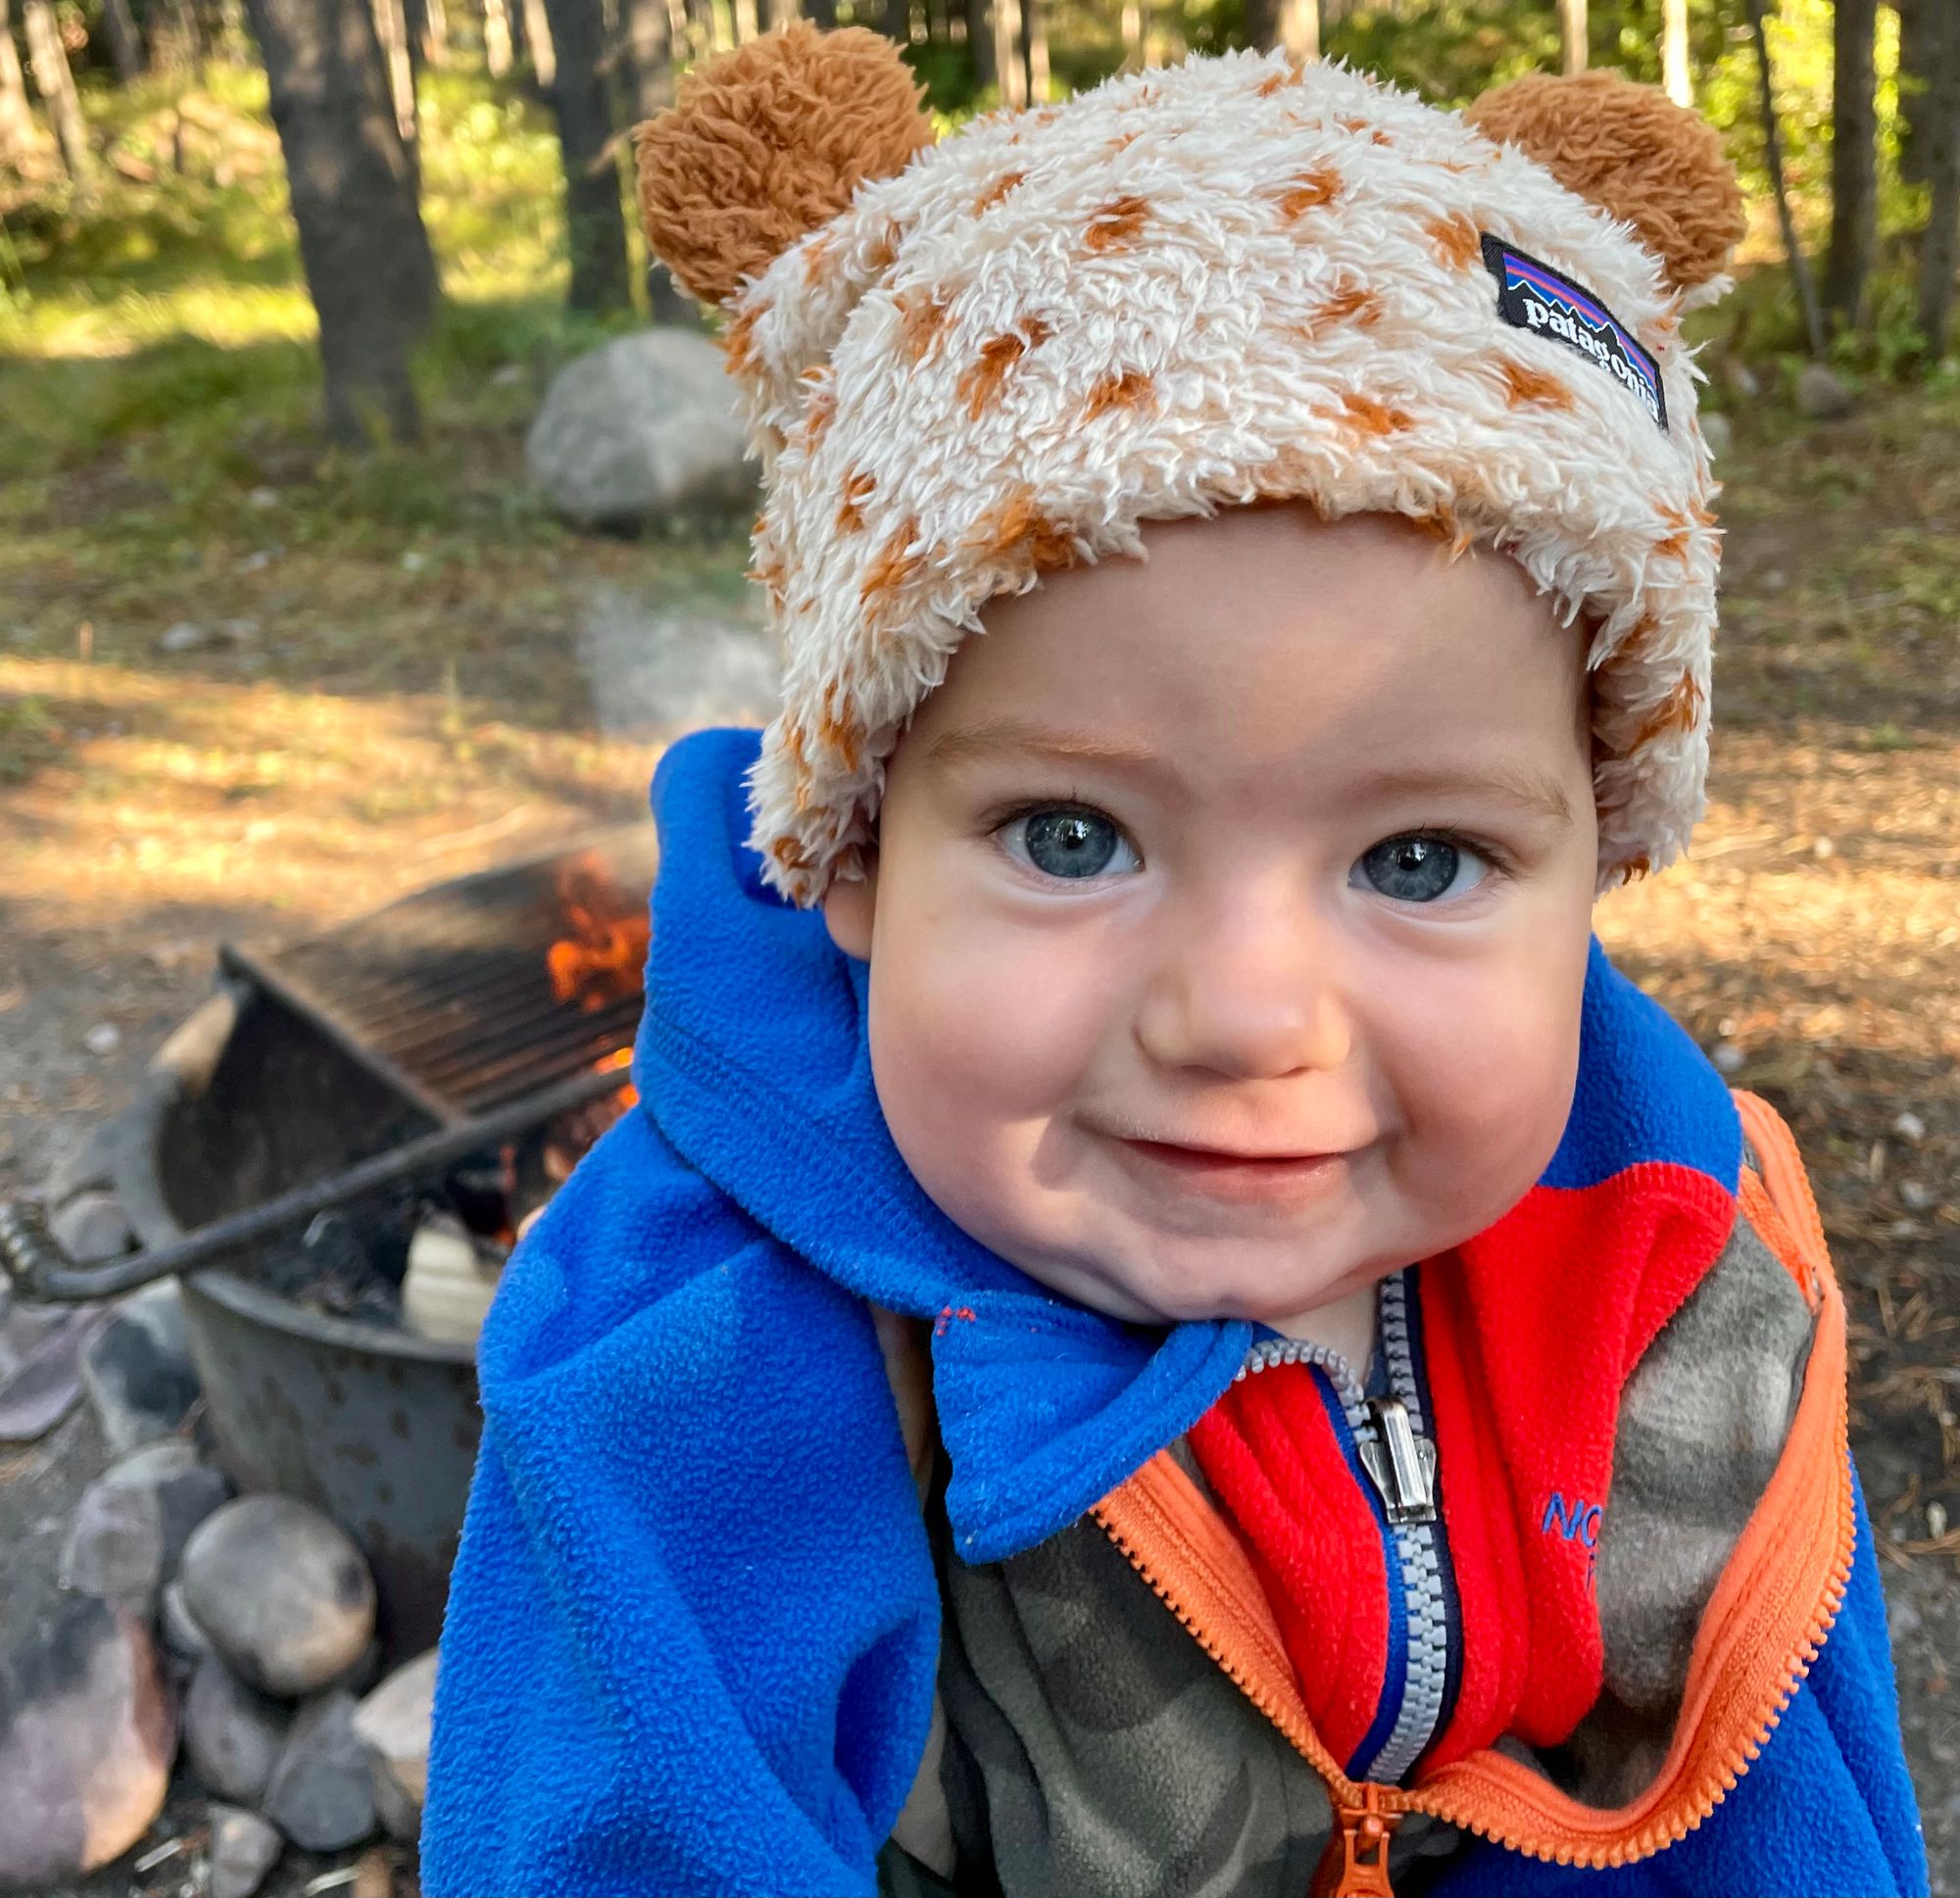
<box><xmin>634</xmin><ymin>24</ymin><xmax>933</xmax><ymax>310</ymax></box>
<box><xmin>1464</xmin><ymin>71</ymin><xmax>1743</xmax><ymax>291</ymax></box>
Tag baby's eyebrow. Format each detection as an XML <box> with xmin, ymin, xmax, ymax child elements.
<box><xmin>1347</xmin><ymin>761</ymin><xmax>1576</xmax><ymax>825</ymax></box>
<box><xmin>924</xmin><ymin>717</ymin><xmax>1177</xmax><ymax>782</ymax></box>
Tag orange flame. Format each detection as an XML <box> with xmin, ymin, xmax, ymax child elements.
<box><xmin>547</xmin><ymin>865</ymin><xmax>650</xmax><ymax>1016</ymax></box>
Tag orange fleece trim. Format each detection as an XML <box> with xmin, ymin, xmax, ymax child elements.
<box><xmin>1093</xmin><ymin>1092</ymin><xmax>1855</xmax><ymax>1871</ymax></box>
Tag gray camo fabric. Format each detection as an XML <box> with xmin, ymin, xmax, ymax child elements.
<box><xmin>876</xmin><ymin>1184</ymin><xmax>1815</xmax><ymax>1898</ymax></box>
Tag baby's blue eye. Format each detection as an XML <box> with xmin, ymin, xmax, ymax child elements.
<box><xmin>1008</xmin><ymin>806</ymin><xmax>1141</xmax><ymax>880</ymax></box>
<box><xmin>1352</xmin><ymin>834</ymin><xmax>1488</xmax><ymax>903</ymax></box>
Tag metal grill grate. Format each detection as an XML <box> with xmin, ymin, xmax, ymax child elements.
<box><xmin>220</xmin><ymin>826</ymin><xmax>661</xmax><ymax>1125</ymax></box>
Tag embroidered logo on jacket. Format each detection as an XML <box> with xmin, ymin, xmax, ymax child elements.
<box><xmin>1542</xmin><ymin>1490</ymin><xmax>1603</xmax><ymax>1585</ymax></box>
<box><xmin>1481</xmin><ymin>235</ymin><xmax>1668</xmax><ymax>434</ymax></box>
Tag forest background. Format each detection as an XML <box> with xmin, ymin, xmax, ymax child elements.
<box><xmin>1</xmin><ymin>0</ymin><xmax>1958</xmax><ymax>1888</ymax></box>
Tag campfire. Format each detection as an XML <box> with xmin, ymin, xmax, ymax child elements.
<box><xmin>199</xmin><ymin>829</ymin><xmax>660</xmax><ymax>1341</ymax></box>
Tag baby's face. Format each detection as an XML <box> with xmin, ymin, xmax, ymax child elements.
<box><xmin>824</xmin><ymin>507</ymin><xmax>1598</xmax><ymax>1333</ymax></box>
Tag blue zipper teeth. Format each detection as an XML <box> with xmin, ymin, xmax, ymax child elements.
<box><xmin>1369</xmin><ymin>1270</ymin><xmax>1448</xmax><ymax>1783</ymax></box>
<box><xmin>1237</xmin><ymin>1335</ymin><xmax>1369</xmax><ymax>1428</ymax></box>
<box><xmin>1235</xmin><ymin>1275</ymin><xmax>1452</xmax><ymax>1786</ymax></box>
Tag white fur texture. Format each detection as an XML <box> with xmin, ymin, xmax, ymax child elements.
<box><xmin>721</xmin><ymin>51</ymin><xmax>1722</xmax><ymax>902</ymax></box>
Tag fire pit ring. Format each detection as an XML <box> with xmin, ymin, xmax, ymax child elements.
<box><xmin>113</xmin><ymin>982</ymin><xmax>483</xmax><ymax>1663</ymax></box>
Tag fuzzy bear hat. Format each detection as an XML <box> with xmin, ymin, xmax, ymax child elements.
<box><xmin>634</xmin><ymin>27</ymin><xmax>1744</xmax><ymax>902</ymax></box>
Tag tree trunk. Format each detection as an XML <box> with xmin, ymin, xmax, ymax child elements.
<box><xmin>483</xmin><ymin>0</ymin><xmax>513</xmax><ymax>73</ymax></box>
<box><xmin>1745</xmin><ymin>0</ymin><xmax>1824</xmax><ymax>357</ymax></box>
<box><xmin>409</xmin><ymin>0</ymin><xmax>448</xmax><ymax>64</ymax></box>
<box><xmin>619</xmin><ymin>0</ymin><xmax>670</xmax><ymax>116</ymax></box>
<box><xmin>1916</xmin><ymin>0</ymin><xmax>1960</xmax><ymax>352</ymax></box>
<box><xmin>731</xmin><ymin>0</ymin><xmax>757</xmax><ymax>39</ymax></box>
<box><xmin>1660</xmin><ymin>0</ymin><xmax>1688</xmax><ymax>107</ymax></box>
<box><xmin>370</xmin><ymin>0</ymin><xmax>417</xmax><ymax>150</ymax></box>
<box><xmin>243</xmin><ymin>0</ymin><xmax>439</xmax><ymax>444</ymax></box>
<box><xmin>0</xmin><ymin>0</ymin><xmax>42</xmax><ymax>161</ymax></box>
<box><xmin>100</xmin><ymin>0</ymin><xmax>146</xmax><ymax>81</ymax></box>
<box><xmin>1020</xmin><ymin>0</ymin><xmax>1044</xmax><ymax>100</ymax></box>
<box><xmin>1119</xmin><ymin>0</ymin><xmax>1143</xmax><ymax>71</ymax></box>
<box><xmin>1897</xmin><ymin>0</ymin><xmax>1930</xmax><ymax>186</ymax></box>
<box><xmin>539</xmin><ymin>0</ymin><xmax>631</xmax><ymax>312</ymax></box>
<box><xmin>21</xmin><ymin>0</ymin><xmax>91</xmax><ymax>180</ymax></box>
<box><xmin>1557</xmin><ymin>0</ymin><xmax>1585</xmax><ymax>76</ymax></box>
<box><xmin>992</xmin><ymin>0</ymin><xmax>1020</xmax><ymax>104</ymax></box>
<box><xmin>963</xmin><ymin>0</ymin><xmax>991</xmax><ymax>86</ymax></box>
<box><xmin>521</xmin><ymin>0</ymin><xmax>554</xmax><ymax>84</ymax></box>
<box><xmin>766</xmin><ymin>0</ymin><xmax>796</xmax><ymax>29</ymax></box>
<box><xmin>1278</xmin><ymin>0</ymin><xmax>1316</xmax><ymax>60</ymax></box>
<box><xmin>1247</xmin><ymin>0</ymin><xmax>1314</xmax><ymax>59</ymax></box>
<box><xmin>1824</xmin><ymin>0</ymin><xmax>1878</xmax><ymax>330</ymax></box>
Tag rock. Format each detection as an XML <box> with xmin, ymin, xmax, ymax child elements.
<box><xmin>60</xmin><ymin>1466</ymin><xmax>164</xmax><ymax>1614</ymax></box>
<box><xmin>263</xmin><ymin>1691</ymin><xmax>377</xmax><ymax>1852</ymax></box>
<box><xmin>49</xmin><ymin>1191</ymin><xmax>134</xmax><ymax>1265</ymax></box>
<box><xmin>95</xmin><ymin>1439</ymin><xmax>229</xmax><ymax>1571</ymax></box>
<box><xmin>83</xmin><ymin>1022</ymin><xmax>122</xmax><ymax>1054</ymax></box>
<box><xmin>179</xmin><ymin>1497</ymin><xmax>376</xmax><ymax>1698</ymax></box>
<box><xmin>80</xmin><ymin>1281</ymin><xmax>201</xmax><ymax>1456</ymax></box>
<box><xmin>1699</xmin><ymin>412</ymin><xmax>1733</xmax><ymax>462</ymax></box>
<box><xmin>1710</xmin><ymin>1040</ymin><xmax>1745</xmax><ymax>1076</ymax></box>
<box><xmin>0</xmin><ymin>1598</ymin><xmax>173</xmax><ymax>1886</ymax></box>
<box><xmin>183</xmin><ymin>1656</ymin><xmax>289</xmax><ymax>1806</ymax></box>
<box><xmin>1795</xmin><ymin>361</ymin><xmax>1856</xmax><ymax>421</ymax></box>
<box><xmin>0</xmin><ymin>1306</ymin><xmax>105</xmax><ymax>1445</ymax></box>
<box><xmin>159</xmin><ymin>621</ymin><xmax>209</xmax><ymax>654</ymax></box>
<box><xmin>525</xmin><ymin>329</ymin><xmax>756</xmax><ymax>530</ymax></box>
<box><xmin>160</xmin><ymin>1579</ymin><xmax>213</xmax><ymax>1661</ymax></box>
<box><xmin>1893</xmin><ymin>1111</ymin><xmax>1927</xmax><ymax>1144</ymax></box>
<box><xmin>352</xmin><ymin>1650</ymin><xmax>436</xmax><ymax>1831</ymax></box>
<box><xmin>1900</xmin><ymin>1181</ymin><xmax>1935</xmax><ymax>1213</ymax></box>
<box><xmin>42</xmin><ymin>1117</ymin><xmax>122</xmax><ymax>1207</ymax></box>
<box><xmin>369</xmin><ymin>1760</ymin><xmax>421</xmax><ymax>1844</ymax></box>
<box><xmin>1720</xmin><ymin>356</ymin><xmax>1762</xmax><ymax>403</ymax></box>
<box><xmin>208</xmin><ymin>1804</ymin><xmax>283</xmax><ymax>1898</ymax></box>
<box><xmin>575</xmin><ymin>592</ymin><xmax>778</xmax><ymax>739</ymax></box>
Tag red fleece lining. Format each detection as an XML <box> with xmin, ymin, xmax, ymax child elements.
<box><xmin>1189</xmin><ymin>1164</ymin><xmax>1737</xmax><ymax>1778</ymax></box>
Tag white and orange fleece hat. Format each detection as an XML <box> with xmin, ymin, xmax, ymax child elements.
<box><xmin>633</xmin><ymin>26</ymin><xmax>1745</xmax><ymax>902</ymax></box>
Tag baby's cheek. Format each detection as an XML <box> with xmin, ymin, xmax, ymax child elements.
<box><xmin>870</xmin><ymin>911</ymin><xmax>1107</xmax><ymax>1164</ymax></box>
<box><xmin>1387</xmin><ymin>964</ymin><xmax>1584</xmax><ymax>1223</ymax></box>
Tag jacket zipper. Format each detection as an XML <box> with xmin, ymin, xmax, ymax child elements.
<box><xmin>1096</xmin><ymin>1285</ymin><xmax>1856</xmax><ymax>1884</ymax></box>
<box><xmin>1235</xmin><ymin>1271</ymin><xmax>1451</xmax><ymax>1787</ymax></box>
<box><xmin>1363</xmin><ymin>1272</ymin><xmax>1450</xmax><ymax>1784</ymax></box>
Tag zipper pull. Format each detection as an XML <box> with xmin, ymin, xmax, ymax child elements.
<box><xmin>1357</xmin><ymin>1396</ymin><xmax>1438</xmax><ymax>1526</ymax></box>
<box><xmin>1310</xmin><ymin>1784</ymin><xmax>1399</xmax><ymax>1898</ymax></box>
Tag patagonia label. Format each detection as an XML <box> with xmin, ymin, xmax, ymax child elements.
<box><xmin>1481</xmin><ymin>234</ymin><xmax>1668</xmax><ymax>434</ymax></box>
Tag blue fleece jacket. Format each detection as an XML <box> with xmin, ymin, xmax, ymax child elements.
<box><xmin>421</xmin><ymin>726</ymin><xmax>1927</xmax><ymax>1898</ymax></box>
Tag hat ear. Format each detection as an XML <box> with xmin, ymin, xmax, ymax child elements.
<box><xmin>1464</xmin><ymin>71</ymin><xmax>1743</xmax><ymax>297</ymax></box>
<box><xmin>634</xmin><ymin>23</ymin><xmax>934</xmax><ymax>311</ymax></box>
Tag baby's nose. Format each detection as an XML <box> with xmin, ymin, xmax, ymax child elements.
<box><xmin>1132</xmin><ymin>898</ymin><xmax>1352</xmax><ymax>1082</ymax></box>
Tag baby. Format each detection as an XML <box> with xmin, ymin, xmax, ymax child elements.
<box><xmin>421</xmin><ymin>27</ymin><xmax>1926</xmax><ymax>1897</ymax></box>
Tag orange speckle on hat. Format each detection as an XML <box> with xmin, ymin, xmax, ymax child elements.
<box><xmin>859</xmin><ymin>513</ymin><xmax>926</xmax><ymax>602</ymax></box>
<box><xmin>837</xmin><ymin>468</ymin><xmax>876</xmax><ymax>532</ymax></box>
<box><xmin>1425</xmin><ymin>212</ymin><xmax>1482</xmax><ymax>269</ymax></box>
<box><xmin>1340</xmin><ymin>390</ymin><xmax>1414</xmax><ymax>436</ymax></box>
<box><xmin>1499</xmin><ymin>358</ymin><xmax>1577</xmax><ymax>410</ymax></box>
<box><xmin>1085</xmin><ymin>194</ymin><xmax>1152</xmax><ymax>253</ymax></box>
<box><xmin>1275</xmin><ymin>167</ymin><xmax>1343</xmax><ymax>220</ymax></box>
<box><xmin>1083</xmin><ymin>368</ymin><xmax>1155</xmax><ymax>420</ymax></box>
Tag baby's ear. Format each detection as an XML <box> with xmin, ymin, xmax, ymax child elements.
<box><xmin>633</xmin><ymin>23</ymin><xmax>934</xmax><ymax>310</ymax></box>
<box><xmin>1464</xmin><ymin>71</ymin><xmax>1744</xmax><ymax>303</ymax></box>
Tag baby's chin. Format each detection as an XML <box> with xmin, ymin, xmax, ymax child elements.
<box><xmin>1004</xmin><ymin>1228</ymin><xmax>1383</xmax><ymax>1332</ymax></box>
